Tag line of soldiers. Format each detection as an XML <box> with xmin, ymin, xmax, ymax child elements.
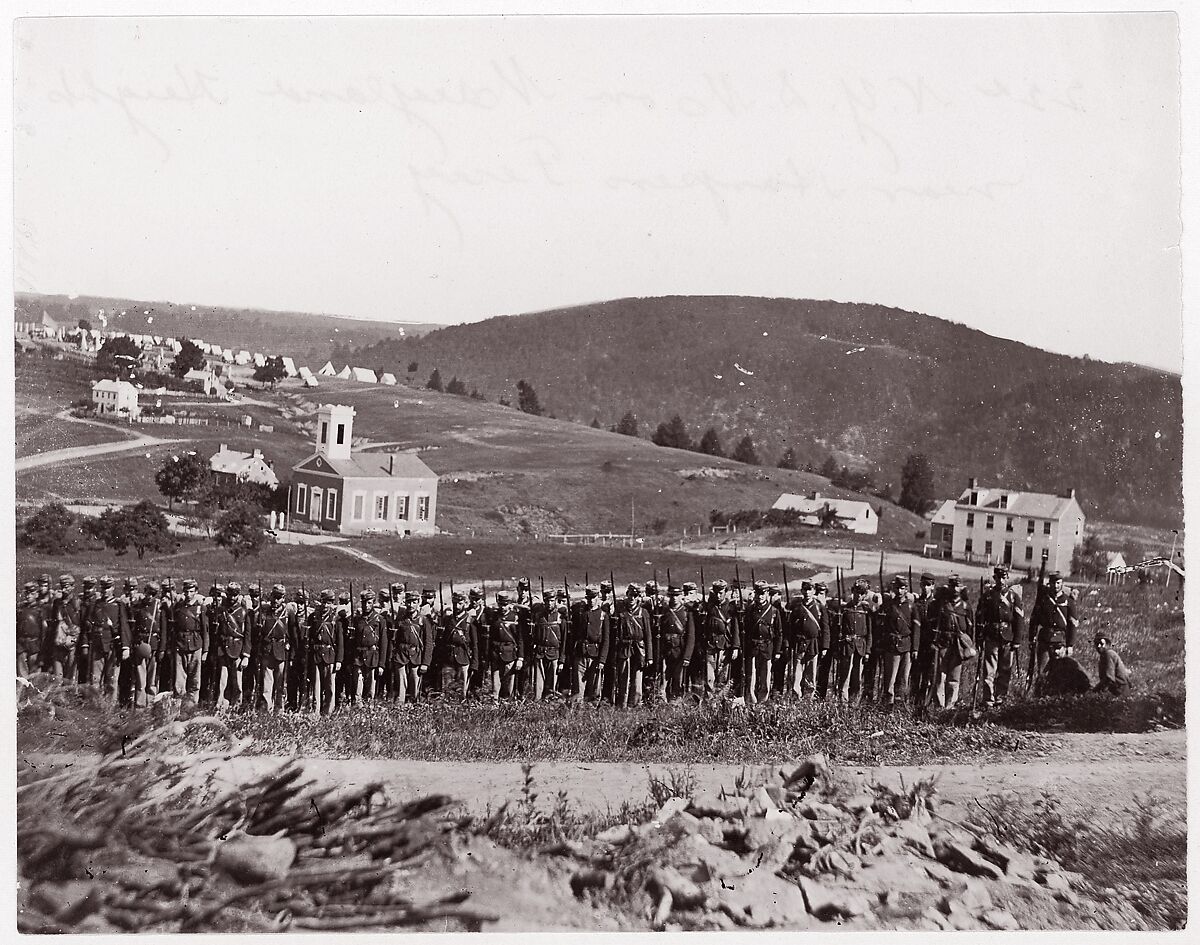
<box><xmin>16</xmin><ymin>565</ymin><xmax>1080</xmax><ymax>713</ymax></box>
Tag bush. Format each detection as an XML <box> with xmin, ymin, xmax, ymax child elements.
<box><xmin>215</xmin><ymin>502</ymin><xmax>273</xmax><ymax>559</ymax></box>
<box><xmin>19</xmin><ymin>502</ymin><xmax>90</xmax><ymax>555</ymax></box>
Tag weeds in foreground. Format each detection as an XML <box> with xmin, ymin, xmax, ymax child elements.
<box><xmin>967</xmin><ymin>790</ymin><xmax>1187</xmax><ymax>930</ymax></box>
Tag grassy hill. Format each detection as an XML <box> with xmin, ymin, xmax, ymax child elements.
<box><xmin>16</xmin><ymin>292</ymin><xmax>438</xmax><ymax>371</ymax></box>
<box><xmin>343</xmin><ymin>296</ymin><xmax>1183</xmax><ymax>527</ymax></box>
<box><xmin>14</xmin><ymin>351</ymin><xmax>926</xmax><ymax>546</ymax></box>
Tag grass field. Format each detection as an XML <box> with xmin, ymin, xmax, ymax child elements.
<box><xmin>16</xmin><ymin>414</ymin><xmax>131</xmax><ymax>459</ymax></box>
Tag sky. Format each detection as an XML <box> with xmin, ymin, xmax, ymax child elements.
<box><xmin>13</xmin><ymin>13</ymin><xmax>1183</xmax><ymax>370</ymax></box>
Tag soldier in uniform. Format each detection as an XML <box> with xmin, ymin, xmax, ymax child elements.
<box><xmin>656</xmin><ymin>585</ymin><xmax>695</xmax><ymax>702</ymax></box>
<box><xmin>641</xmin><ymin>580</ymin><xmax>664</xmax><ymax>701</ymax></box>
<box><xmin>129</xmin><ymin>581</ymin><xmax>168</xmax><ymax>707</ymax></box>
<box><xmin>612</xmin><ymin>584</ymin><xmax>653</xmax><ymax>708</ymax></box>
<box><xmin>467</xmin><ymin>587</ymin><xmax>489</xmax><ymax>697</ymax></box>
<box><xmin>388</xmin><ymin>591</ymin><xmax>433</xmax><ymax>704</ymax></box>
<box><xmin>83</xmin><ymin>577</ymin><xmax>128</xmax><ymax>704</ymax></box>
<box><xmin>929</xmin><ymin>576</ymin><xmax>972</xmax><ymax>708</ymax></box>
<box><xmin>975</xmin><ymin>565</ymin><xmax>1025</xmax><ymax>707</ymax></box>
<box><xmin>200</xmin><ymin>583</ymin><xmax>224</xmax><ymax>704</ymax></box>
<box><xmin>172</xmin><ymin>579</ymin><xmax>209</xmax><ymax>704</ymax></box>
<box><xmin>47</xmin><ymin>574</ymin><xmax>81</xmax><ymax>681</ymax></box>
<box><xmin>287</xmin><ymin>588</ymin><xmax>312</xmax><ymax>711</ymax></box>
<box><xmin>487</xmin><ymin>591</ymin><xmax>524</xmax><ymax>701</ymax></box>
<box><xmin>877</xmin><ymin>576</ymin><xmax>920</xmax><ymax>706</ymax></box>
<box><xmin>114</xmin><ymin>578</ymin><xmax>140</xmax><ymax>706</ymax></box>
<box><xmin>742</xmin><ymin>582</ymin><xmax>782</xmax><ymax>705</ymax></box>
<box><xmin>436</xmin><ymin>592</ymin><xmax>475</xmax><ymax>700</ymax></box>
<box><xmin>17</xmin><ymin>582</ymin><xmax>44</xmax><ymax>677</ymax></box>
<box><xmin>1029</xmin><ymin>572</ymin><xmax>1079</xmax><ymax>683</ymax></box>
<box><xmin>834</xmin><ymin>580</ymin><xmax>874</xmax><ymax>704</ymax></box>
<box><xmin>698</xmin><ymin>580</ymin><xmax>740</xmax><ymax>698</ymax></box>
<box><xmin>213</xmin><ymin>583</ymin><xmax>250</xmax><ymax>710</ymax></box>
<box><xmin>788</xmin><ymin>581</ymin><xmax>828</xmax><ymax>699</ymax></box>
<box><xmin>814</xmin><ymin>583</ymin><xmax>837</xmax><ymax>699</ymax></box>
<box><xmin>597</xmin><ymin>580</ymin><xmax>619</xmax><ymax>701</ymax></box>
<box><xmin>73</xmin><ymin>576</ymin><xmax>98</xmax><ymax>684</ymax></box>
<box><xmin>908</xmin><ymin>574</ymin><xmax>938</xmax><ymax>707</ymax></box>
<box><xmin>348</xmin><ymin>589</ymin><xmax>388</xmax><ymax>703</ymax></box>
<box><xmin>255</xmin><ymin>584</ymin><xmax>294</xmax><ymax>713</ymax></box>
<box><xmin>156</xmin><ymin>578</ymin><xmax>178</xmax><ymax>695</ymax></box>
<box><xmin>571</xmin><ymin>585</ymin><xmax>610</xmax><ymax>703</ymax></box>
<box><xmin>527</xmin><ymin>590</ymin><xmax>563</xmax><ymax>701</ymax></box>
<box><xmin>308</xmin><ymin>589</ymin><xmax>344</xmax><ymax>715</ymax></box>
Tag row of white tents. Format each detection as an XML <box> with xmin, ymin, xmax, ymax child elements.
<box><xmin>316</xmin><ymin>362</ymin><xmax>398</xmax><ymax>386</ymax></box>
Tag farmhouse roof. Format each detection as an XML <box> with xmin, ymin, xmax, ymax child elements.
<box><xmin>209</xmin><ymin>445</ymin><xmax>279</xmax><ymax>486</ymax></box>
<box><xmin>92</xmin><ymin>379</ymin><xmax>138</xmax><ymax>395</ymax></box>
<box><xmin>930</xmin><ymin>499</ymin><xmax>957</xmax><ymax>526</ymax></box>
<box><xmin>954</xmin><ymin>485</ymin><xmax>1079</xmax><ymax>519</ymax></box>
<box><xmin>772</xmin><ymin>492</ymin><xmax>873</xmax><ymax>519</ymax></box>
<box><xmin>296</xmin><ymin>451</ymin><xmax>435</xmax><ymax>481</ymax></box>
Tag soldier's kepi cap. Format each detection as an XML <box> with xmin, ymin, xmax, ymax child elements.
<box><xmin>378</xmin><ymin>588</ymin><xmax>391</xmax><ymax>599</ymax></box>
<box><xmin>851</xmin><ymin>579</ymin><xmax>869</xmax><ymax>593</ymax></box>
<box><xmin>892</xmin><ymin>575</ymin><xmax>908</xmax><ymax>588</ymax></box>
<box><xmin>452</xmin><ymin>591</ymin><xmax>466</xmax><ymax>602</ymax></box>
<box><xmin>667</xmin><ymin>585</ymin><xmax>681</xmax><ymax>596</ymax></box>
<box><xmin>585</xmin><ymin>585</ymin><xmax>599</xmax><ymax>597</ymax></box>
<box><xmin>99</xmin><ymin>575</ymin><xmax>115</xmax><ymax>588</ymax></box>
<box><xmin>920</xmin><ymin>572</ymin><xmax>935</xmax><ymax>584</ymax></box>
<box><xmin>1049</xmin><ymin>572</ymin><xmax>1063</xmax><ymax>582</ymax></box>
<box><xmin>22</xmin><ymin>582</ymin><xmax>37</xmax><ymax>594</ymax></box>
<box><xmin>626</xmin><ymin>583</ymin><xmax>641</xmax><ymax>597</ymax></box>
<box><xmin>947</xmin><ymin>574</ymin><xmax>962</xmax><ymax>587</ymax></box>
<box><xmin>800</xmin><ymin>580</ymin><xmax>814</xmax><ymax>591</ymax></box>
<box><xmin>59</xmin><ymin>574</ymin><xmax>75</xmax><ymax>585</ymax></box>
<box><xmin>496</xmin><ymin>591</ymin><xmax>511</xmax><ymax>603</ymax></box>
<box><xmin>711</xmin><ymin>579</ymin><xmax>728</xmax><ymax>590</ymax></box>
<box><xmin>144</xmin><ymin>581</ymin><xmax>160</xmax><ymax>594</ymax></box>
<box><xmin>38</xmin><ymin>573</ymin><xmax>50</xmax><ymax>585</ymax></box>
<box><xmin>994</xmin><ymin>565</ymin><xmax>1009</xmax><ymax>576</ymax></box>
<box><xmin>422</xmin><ymin>588</ymin><xmax>436</xmax><ymax>598</ymax></box>
<box><xmin>272</xmin><ymin>584</ymin><xmax>286</xmax><ymax>597</ymax></box>
<box><xmin>753</xmin><ymin>581</ymin><xmax>769</xmax><ymax>593</ymax></box>
<box><xmin>361</xmin><ymin>589</ymin><xmax>374</xmax><ymax>600</ymax></box>
<box><xmin>124</xmin><ymin>577</ymin><xmax>138</xmax><ymax>589</ymax></box>
<box><xmin>226</xmin><ymin>581</ymin><xmax>241</xmax><ymax>593</ymax></box>
<box><xmin>320</xmin><ymin>589</ymin><xmax>336</xmax><ymax>602</ymax></box>
<box><xmin>182</xmin><ymin>578</ymin><xmax>197</xmax><ymax>590</ymax></box>
<box><xmin>469</xmin><ymin>587</ymin><xmax>483</xmax><ymax>600</ymax></box>
<box><xmin>682</xmin><ymin>581</ymin><xmax>697</xmax><ymax>592</ymax></box>
<box><xmin>82</xmin><ymin>575</ymin><xmax>97</xmax><ymax>586</ymax></box>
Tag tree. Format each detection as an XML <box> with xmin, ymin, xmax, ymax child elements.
<box><xmin>651</xmin><ymin>415</ymin><xmax>693</xmax><ymax>450</ymax></box>
<box><xmin>516</xmin><ymin>379</ymin><xmax>543</xmax><ymax>416</ymax></box>
<box><xmin>446</xmin><ymin>376</ymin><xmax>468</xmax><ymax>396</ymax></box>
<box><xmin>590</xmin><ymin>416</ymin><xmax>601</xmax><ymax>429</ymax></box>
<box><xmin>819</xmin><ymin>455</ymin><xmax>838</xmax><ymax>479</ymax></box>
<box><xmin>777</xmin><ymin>446</ymin><xmax>798</xmax><ymax>470</ymax></box>
<box><xmin>426</xmin><ymin>369</ymin><xmax>444</xmax><ymax>392</ymax></box>
<box><xmin>171</xmin><ymin>339</ymin><xmax>206</xmax><ymax>377</ymax></box>
<box><xmin>215</xmin><ymin>501</ymin><xmax>272</xmax><ymax>560</ymax></box>
<box><xmin>407</xmin><ymin>361</ymin><xmax>419</xmax><ymax>374</ymax></box>
<box><xmin>469</xmin><ymin>388</ymin><xmax>486</xmax><ymax>401</ymax></box>
<box><xmin>616</xmin><ymin>411</ymin><xmax>639</xmax><ymax>437</ymax></box>
<box><xmin>731</xmin><ymin>434</ymin><xmax>760</xmax><ymax>465</ymax></box>
<box><xmin>92</xmin><ymin>501</ymin><xmax>172</xmax><ymax>560</ymax></box>
<box><xmin>898</xmin><ymin>452</ymin><xmax>937</xmax><ymax>516</ymax></box>
<box><xmin>77</xmin><ymin>318</ymin><xmax>92</xmax><ymax>331</ymax></box>
<box><xmin>96</xmin><ymin>335</ymin><xmax>142</xmax><ymax>374</ymax></box>
<box><xmin>1072</xmin><ymin>531</ymin><xmax>1108</xmax><ymax>581</ymax></box>
<box><xmin>697</xmin><ymin>427</ymin><xmax>725</xmax><ymax>457</ymax></box>
<box><xmin>253</xmin><ymin>356</ymin><xmax>287</xmax><ymax>388</ymax></box>
<box><xmin>19</xmin><ymin>502</ymin><xmax>88</xmax><ymax>555</ymax></box>
<box><xmin>818</xmin><ymin>503</ymin><xmax>843</xmax><ymax>529</ymax></box>
<box><xmin>154</xmin><ymin>452</ymin><xmax>209</xmax><ymax>509</ymax></box>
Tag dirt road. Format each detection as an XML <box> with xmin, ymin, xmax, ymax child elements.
<box><xmin>16</xmin><ymin>411</ymin><xmax>184</xmax><ymax>472</ymax></box>
<box><xmin>27</xmin><ymin>731</ymin><xmax>1181</xmax><ymax>820</ymax></box>
<box><xmin>692</xmin><ymin>545</ymin><xmax>993</xmax><ymax>586</ymax></box>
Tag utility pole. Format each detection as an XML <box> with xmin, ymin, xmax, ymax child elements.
<box><xmin>631</xmin><ymin>497</ymin><xmax>635</xmax><ymax>538</ymax></box>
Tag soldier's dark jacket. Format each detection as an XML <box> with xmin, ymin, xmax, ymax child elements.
<box><xmin>976</xmin><ymin>583</ymin><xmax>1025</xmax><ymax>644</ymax></box>
<box><xmin>527</xmin><ymin>604</ymin><xmax>562</xmax><ymax>662</ymax></box>
<box><xmin>487</xmin><ymin>606</ymin><xmax>523</xmax><ymax>665</ymax></box>
<box><xmin>440</xmin><ymin>611</ymin><xmax>477</xmax><ymax>668</ymax></box>
<box><xmin>657</xmin><ymin>601</ymin><xmax>695</xmax><ymax>663</ymax></box>
<box><xmin>52</xmin><ymin>591</ymin><xmax>83</xmax><ymax>649</ymax></box>
<box><xmin>255</xmin><ymin>601</ymin><xmax>295</xmax><ymax>664</ymax></box>
<box><xmin>836</xmin><ymin>600</ymin><xmax>873</xmax><ymax>657</ymax></box>
<box><xmin>1029</xmin><ymin>590</ymin><xmax>1077</xmax><ymax>648</ymax></box>
<box><xmin>349</xmin><ymin>607</ymin><xmax>389</xmax><ymax>669</ymax></box>
<box><xmin>130</xmin><ymin>595</ymin><xmax>168</xmax><ymax>658</ymax></box>
<box><xmin>172</xmin><ymin>598</ymin><xmax>209</xmax><ymax>654</ymax></box>
<box><xmin>701</xmin><ymin>598</ymin><xmax>741</xmax><ymax>654</ymax></box>
<box><xmin>878</xmin><ymin>593</ymin><xmax>920</xmax><ymax>654</ymax></box>
<box><xmin>792</xmin><ymin>597</ymin><xmax>829</xmax><ymax>658</ymax></box>
<box><xmin>611</xmin><ymin>600</ymin><xmax>652</xmax><ymax>664</ymax></box>
<box><xmin>17</xmin><ymin>601</ymin><xmax>45</xmax><ymax>657</ymax></box>
<box><xmin>89</xmin><ymin>597</ymin><xmax>130</xmax><ymax>653</ymax></box>
<box><xmin>308</xmin><ymin>606</ymin><xmax>344</xmax><ymax>666</ymax></box>
<box><xmin>216</xmin><ymin>602</ymin><xmax>249</xmax><ymax>660</ymax></box>
<box><xmin>573</xmin><ymin>604</ymin><xmax>610</xmax><ymax>663</ymax></box>
<box><xmin>932</xmin><ymin>591</ymin><xmax>971</xmax><ymax>651</ymax></box>
<box><xmin>387</xmin><ymin>606</ymin><xmax>432</xmax><ymax>667</ymax></box>
<box><xmin>743</xmin><ymin>599</ymin><xmax>782</xmax><ymax>658</ymax></box>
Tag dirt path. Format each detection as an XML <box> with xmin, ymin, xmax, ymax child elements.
<box><xmin>692</xmin><ymin>545</ymin><xmax>993</xmax><ymax>585</ymax></box>
<box><xmin>325</xmin><ymin>543</ymin><xmax>422</xmax><ymax>578</ymax></box>
<box><xmin>25</xmin><ymin>732</ymin><xmax>1182</xmax><ymax>820</ymax></box>
<box><xmin>16</xmin><ymin>412</ymin><xmax>184</xmax><ymax>472</ymax></box>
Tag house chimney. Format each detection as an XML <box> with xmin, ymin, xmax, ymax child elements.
<box><xmin>968</xmin><ymin>477</ymin><xmax>978</xmax><ymax>489</ymax></box>
<box><xmin>219</xmin><ymin>443</ymin><xmax>227</xmax><ymax>453</ymax></box>
<box><xmin>389</xmin><ymin>454</ymin><xmax>395</xmax><ymax>476</ymax></box>
<box><xmin>252</xmin><ymin>448</ymin><xmax>263</xmax><ymax>459</ymax></box>
<box><xmin>811</xmin><ymin>492</ymin><xmax>821</xmax><ymax>501</ymax></box>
